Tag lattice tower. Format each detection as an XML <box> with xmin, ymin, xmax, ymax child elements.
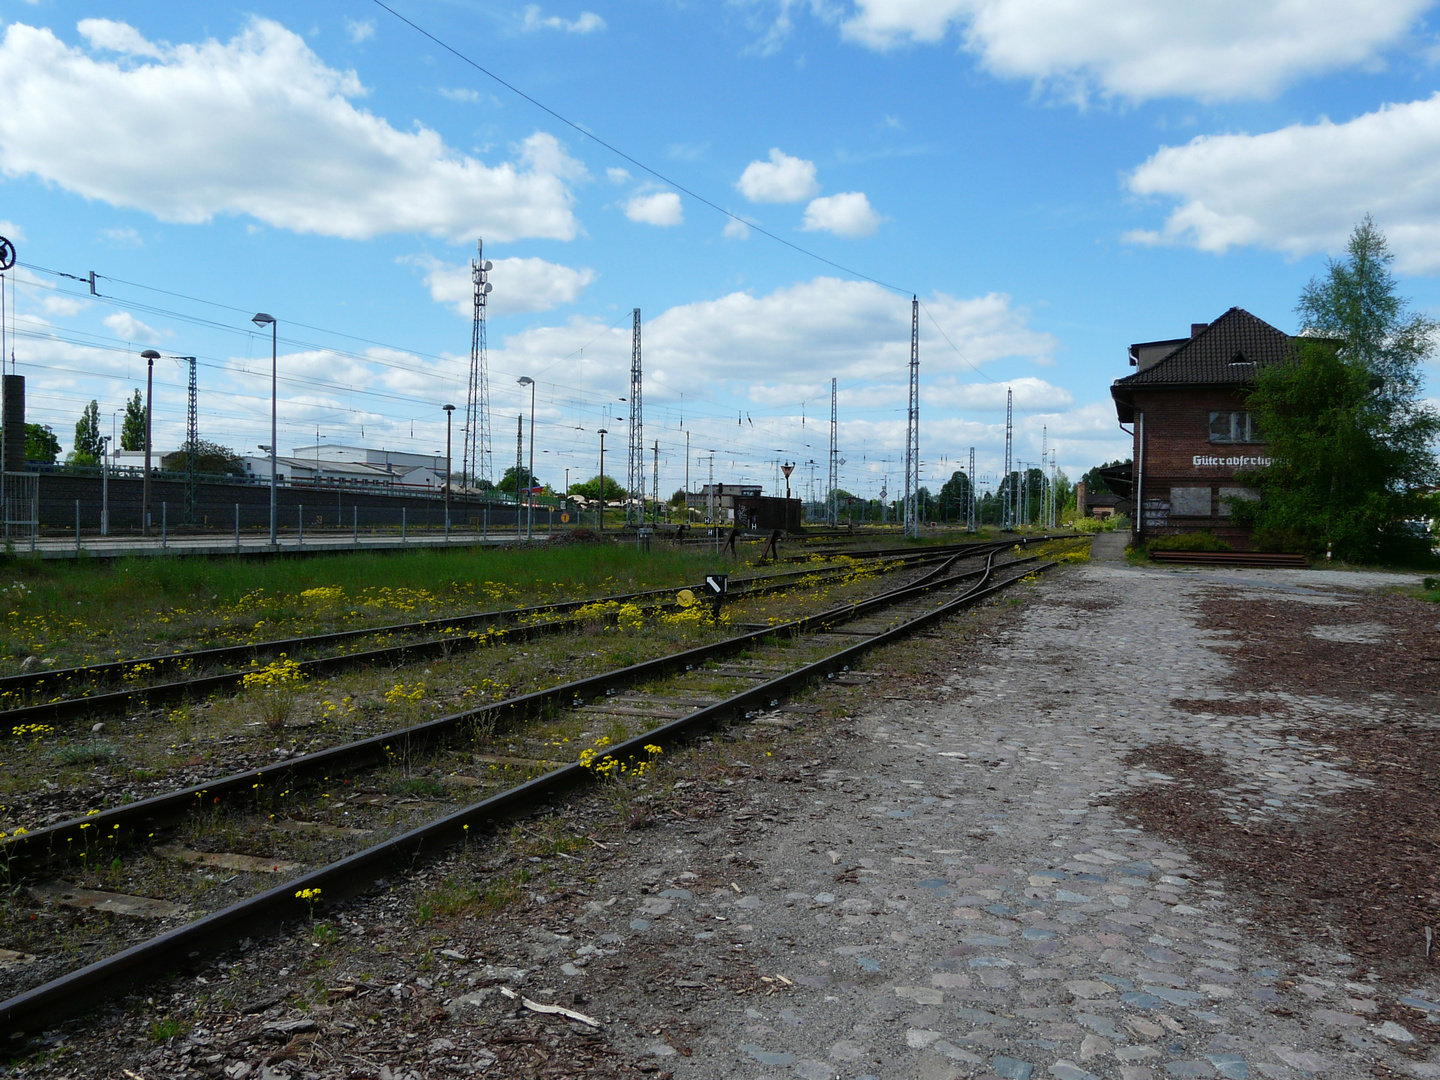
<box><xmin>626</xmin><ymin>309</ymin><xmax>643</xmax><ymax>525</ymax></box>
<box><xmin>828</xmin><ymin>378</ymin><xmax>838</xmax><ymax>526</ymax></box>
<box><xmin>903</xmin><ymin>298</ymin><xmax>920</xmax><ymax>539</ymax></box>
<box><xmin>465</xmin><ymin>240</ymin><xmax>493</xmax><ymax>487</ymax></box>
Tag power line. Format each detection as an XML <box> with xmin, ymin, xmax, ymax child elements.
<box><xmin>370</xmin><ymin>0</ymin><xmax>913</xmax><ymax>299</ymax></box>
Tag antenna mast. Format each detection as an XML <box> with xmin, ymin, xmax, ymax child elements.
<box><xmin>626</xmin><ymin>309</ymin><xmax>643</xmax><ymax>526</ymax></box>
<box><xmin>904</xmin><ymin>297</ymin><xmax>920</xmax><ymax>539</ymax></box>
<box><xmin>465</xmin><ymin>240</ymin><xmax>493</xmax><ymax>487</ymax></box>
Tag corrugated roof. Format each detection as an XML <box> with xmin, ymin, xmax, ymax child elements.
<box><xmin>1113</xmin><ymin>307</ymin><xmax>1293</xmax><ymax>388</ymax></box>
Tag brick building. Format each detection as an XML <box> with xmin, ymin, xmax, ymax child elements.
<box><xmin>1110</xmin><ymin>307</ymin><xmax>1298</xmax><ymax>548</ymax></box>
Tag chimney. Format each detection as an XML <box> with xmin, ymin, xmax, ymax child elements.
<box><xmin>1190</xmin><ymin>322</ymin><xmax>1208</xmax><ymax>338</ymax></box>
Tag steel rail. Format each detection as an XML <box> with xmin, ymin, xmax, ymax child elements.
<box><xmin>0</xmin><ymin>549</ymin><xmax>1059</xmax><ymax>1033</ymax></box>
<box><xmin>0</xmin><ymin>545</ymin><xmax>1013</xmax><ymax>731</ymax></box>
<box><xmin>0</xmin><ymin>547</ymin><xmax>1054</xmax><ymax>884</ymax></box>
<box><xmin>0</xmin><ymin>541</ymin><xmax>1017</xmax><ymax>703</ymax></box>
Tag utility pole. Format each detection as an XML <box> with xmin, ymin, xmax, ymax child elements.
<box><xmin>177</xmin><ymin>356</ymin><xmax>197</xmax><ymax>525</ymax></box>
<box><xmin>828</xmin><ymin>377</ymin><xmax>838</xmax><ymax>527</ymax></box>
<box><xmin>904</xmin><ymin>297</ymin><xmax>920</xmax><ymax>540</ymax></box>
<box><xmin>465</xmin><ymin>240</ymin><xmax>493</xmax><ymax>487</ymax></box>
<box><xmin>515</xmin><ymin>415</ymin><xmax>523</xmax><ymax>537</ymax></box>
<box><xmin>708</xmin><ymin>453</ymin><xmax>716</xmax><ymax>553</ymax></box>
<box><xmin>651</xmin><ymin>439</ymin><xmax>659</xmax><ymax>525</ymax></box>
<box><xmin>1002</xmin><ymin>387</ymin><xmax>1014</xmax><ymax>529</ymax></box>
<box><xmin>967</xmin><ymin>446</ymin><xmax>976</xmax><ymax>531</ymax></box>
<box><xmin>626</xmin><ymin>308</ymin><xmax>643</xmax><ymax>526</ymax></box>
<box><xmin>684</xmin><ymin>429</ymin><xmax>690</xmax><ymax>522</ymax></box>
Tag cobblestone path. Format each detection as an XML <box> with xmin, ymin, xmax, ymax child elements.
<box><xmin>576</xmin><ymin>558</ymin><xmax>1436</xmax><ymax>1080</ymax></box>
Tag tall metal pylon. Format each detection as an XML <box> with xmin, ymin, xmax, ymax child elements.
<box><xmin>1002</xmin><ymin>387</ymin><xmax>1014</xmax><ymax>529</ymax></box>
<box><xmin>828</xmin><ymin>378</ymin><xmax>838</xmax><ymax>526</ymax></box>
<box><xmin>967</xmin><ymin>445</ymin><xmax>976</xmax><ymax>531</ymax></box>
<box><xmin>177</xmin><ymin>355</ymin><xmax>197</xmax><ymax>524</ymax></box>
<box><xmin>465</xmin><ymin>240</ymin><xmax>493</xmax><ymax>488</ymax></box>
<box><xmin>651</xmin><ymin>439</ymin><xmax>659</xmax><ymax>526</ymax></box>
<box><xmin>515</xmin><ymin>415</ymin><xmax>524</xmax><ymax>520</ymax></box>
<box><xmin>903</xmin><ymin>297</ymin><xmax>920</xmax><ymax>539</ymax></box>
<box><xmin>626</xmin><ymin>308</ymin><xmax>643</xmax><ymax>525</ymax></box>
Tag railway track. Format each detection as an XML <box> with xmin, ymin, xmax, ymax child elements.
<box><xmin>0</xmin><ymin>539</ymin><xmax>1042</xmax><ymax>731</ymax></box>
<box><xmin>0</xmin><ymin>537</ymin><xmax>1077</xmax><ymax>1033</ymax></box>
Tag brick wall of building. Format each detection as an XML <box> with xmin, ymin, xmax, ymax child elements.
<box><xmin>1130</xmin><ymin>385</ymin><xmax>1269</xmax><ymax>547</ymax></box>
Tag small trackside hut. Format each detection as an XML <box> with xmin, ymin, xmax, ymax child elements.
<box><xmin>1110</xmin><ymin>307</ymin><xmax>1302</xmax><ymax>550</ymax></box>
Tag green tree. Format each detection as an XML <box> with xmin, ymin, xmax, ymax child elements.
<box><xmin>1235</xmin><ymin>218</ymin><xmax>1440</xmax><ymax>558</ymax></box>
<box><xmin>937</xmin><ymin>471</ymin><xmax>973</xmax><ymax>520</ymax></box>
<box><xmin>668</xmin><ymin>487</ymin><xmax>687</xmax><ymax>507</ymax></box>
<box><xmin>1080</xmin><ymin>458</ymin><xmax>1131</xmax><ymax>494</ymax></box>
<box><xmin>72</xmin><ymin>399</ymin><xmax>103</xmax><ymax>461</ymax></box>
<box><xmin>24</xmin><ymin>423</ymin><xmax>60</xmax><ymax>464</ymax></box>
<box><xmin>570</xmin><ymin>474</ymin><xmax>625</xmax><ymax>501</ymax></box>
<box><xmin>120</xmin><ymin>390</ymin><xmax>146</xmax><ymax>451</ymax></box>
<box><xmin>498</xmin><ymin>465</ymin><xmax>541</xmax><ymax>495</ymax></box>
<box><xmin>162</xmin><ymin>440</ymin><xmax>245</xmax><ymax>477</ymax></box>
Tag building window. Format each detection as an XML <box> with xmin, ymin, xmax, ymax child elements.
<box><xmin>1208</xmin><ymin>410</ymin><xmax>1262</xmax><ymax>443</ymax></box>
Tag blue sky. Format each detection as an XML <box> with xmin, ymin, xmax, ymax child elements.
<box><xmin>1</xmin><ymin>0</ymin><xmax>1438</xmax><ymax>501</ymax></box>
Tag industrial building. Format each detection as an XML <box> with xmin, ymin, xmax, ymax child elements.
<box><xmin>1110</xmin><ymin>307</ymin><xmax>1299</xmax><ymax>548</ymax></box>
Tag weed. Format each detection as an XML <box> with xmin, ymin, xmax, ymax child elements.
<box><xmin>147</xmin><ymin>1017</ymin><xmax>188</xmax><ymax>1043</ymax></box>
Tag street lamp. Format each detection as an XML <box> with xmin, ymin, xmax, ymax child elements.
<box><xmin>517</xmin><ymin>377</ymin><xmax>535</xmax><ymax>541</ymax></box>
<box><xmin>140</xmin><ymin>349</ymin><xmax>159</xmax><ymax>536</ymax></box>
<box><xmin>443</xmin><ymin>403</ymin><xmax>455</xmax><ymax>536</ymax></box>
<box><xmin>596</xmin><ymin>427</ymin><xmax>608</xmax><ymax>535</ymax></box>
<box><xmin>251</xmin><ymin>312</ymin><xmax>277</xmax><ymax>545</ymax></box>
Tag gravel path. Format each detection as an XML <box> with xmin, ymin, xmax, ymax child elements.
<box><xmin>566</xmin><ymin>555</ymin><xmax>1437</xmax><ymax>1080</ymax></box>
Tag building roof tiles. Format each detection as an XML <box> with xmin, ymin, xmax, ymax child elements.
<box><xmin>1113</xmin><ymin>307</ymin><xmax>1294</xmax><ymax>388</ymax></box>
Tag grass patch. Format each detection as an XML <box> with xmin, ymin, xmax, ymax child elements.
<box><xmin>0</xmin><ymin>543</ymin><xmax>735</xmax><ymax>670</ymax></box>
<box><xmin>389</xmin><ymin>777</ymin><xmax>447</xmax><ymax>799</ymax></box>
<box><xmin>50</xmin><ymin>741</ymin><xmax>118</xmax><ymax>767</ymax></box>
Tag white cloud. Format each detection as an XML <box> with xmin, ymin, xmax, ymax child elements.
<box><xmin>736</xmin><ymin>148</ymin><xmax>820</xmax><ymax>203</ymax></box>
<box><xmin>41</xmin><ymin>294</ymin><xmax>87</xmax><ymax>317</ymax></box>
<box><xmin>830</xmin><ymin>0</ymin><xmax>1430</xmax><ymax>103</ymax></box>
<box><xmin>625</xmin><ymin>191</ymin><xmax>684</xmax><ymax>227</ymax></box>
<box><xmin>406</xmin><ymin>254</ymin><xmax>597</xmax><ymax>316</ymax></box>
<box><xmin>0</xmin><ymin>19</ymin><xmax>584</xmax><ymax>242</ymax></box>
<box><xmin>482</xmin><ymin>280</ymin><xmax>1056</xmax><ymax>433</ymax></box>
<box><xmin>100</xmin><ymin>226</ymin><xmax>142</xmax><ymax>246</ymax></box>
<box><xmin>0</xmin><ymin>219</ymin><xmax>25</xmax><ymax>242</ymax></box>
<box><xmin>439</xmin><ymin>87</ymin><xmax>480</xmax><ymax>103</ymax></box>
<box><xmin>926</xmin><ymin>376</ymin><xmax>1073</xmax><ymax>411</ymax></box>
<box><xmin>724</xmin><ymin>216</ymin><xmax>751</xmax><ymax>240</ymax></box>
<box><xmin>521</xmin><ymin>6</ymin><xmax>606</xmax><ymax>34</ymax></box>
<box><xmin>607</xmin><ymin>278</ymin><xmax>1050</xmax><ymax>390</ymax></box>
<box><xmin>77</xmin><ymin>18</ymin><xmax>164</xmax><ymax>58</ymax></box>
<box><xmin>103</xmin><ymin>311</ymin><xmax>163</xmax><ymax>344</ymax></box>
<box><xmin>606</xmin><ymin>167</ymin><xmax>631</xmax><ymax>184</ymax></box>
<box><xmin>1125</xmin><ymin>93</ymin><xmax>1440</xmax><ymax>273</ymax></box>
<box><xmin>801</xmin><ymin>192</ymin><xmax>881</xmax><ymax>237</ymax></box>
<box><xmin>345</xmin><ymin>18</ymin><xmax>375</xmax><ymax>44</ymax></box>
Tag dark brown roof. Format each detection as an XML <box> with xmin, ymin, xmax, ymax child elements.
<box><xmin>1115</xmin><ymin>307</ymin><xmax>1294</xmax><ymax>387</ymax></box>
<box><xmin>1111</xmin><ymin>307</ymin><xmax>1297</xmax><ymax>422</ymax></box>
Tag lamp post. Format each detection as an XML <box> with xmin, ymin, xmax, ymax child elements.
<box><xmin>597</xmin><ymin>427</ymin><xmax>608</xmax><ymax>534</ymax></box>
<box><xmin>443</xmin><ymin>403</ymin><xmax>455</xmax><ymax>536</ymax></box>
<box><xmin>517</xmin><ymin>377</ymin><xmax>535</xmax><ymax>541</ymax></box>
<box><xmin>251</xmin><ymin>313</ymin><xmax>277</xmax><ymax>545</ymax></box>
<box><xmin>140</xmin><ymin>349</ymin><xmax>158</xmax><ymax>536</ymax></box>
